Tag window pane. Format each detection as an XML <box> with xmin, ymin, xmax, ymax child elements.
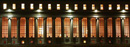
<box><xmin>20</xmin><ymin>17</ymin><xmax>26</xmax><ymax>38</ymax></box>
<box><xmin>107</xmin><ymin>18</ymin><xmax>113</xmax><ymax>37</ymax></box>
<box><xmin>82</xmin><ymin>18</ymin><xmax>87</xmax><ymax>37</ymax></box>
<box><xmin>99</xmin><ymin>18</ymin><xmax>104</xmax><ymax>37</ymax></box>
<box><xmin>38</xmin><ymin>18</ymin><xmax>44</xmax><ymax>38</ymax></box>
<box><xmin>64</xmin><ymin>18</ymin><xmax>70</xmax><ymax>37</ymax></box>
<box><xmin>124</xmin><ymin>18</ymin><xmax>129</xmax><ymax>37</ymax></box>
<box><xmin>73</xmin><ymin>18</ymin><xmax>79</xmax><ymax>37</ymax></box>
<box><xmin>47</xmin><ymin>17</ymin><xmax>52</xmax><ymax>38</ymax></box>
<box><xmin>2</xmin><ymin>17</ymin><xmax>8</xmax><ymax>38</ymax></box>
<box><xmin>116</xmin><ymin>18</ymin><xmax>121</xmax><ymax>37</ymax></box>
<box><xmin>29</xmin><ymin>18</ymin><xmax>35</xmax><ymax>38</ymax></box>
<box><xmin>11</xmin><ymin>18</ymin><xmax>17</xmax><ymax>38</ymax></box>
<box><xmin>90</xmin><ymin>18</ymin><xmax>96</xmax><ymax>37</ymax></box>
<box><xmin>55</xmin><ymin>17</ymin><xmax>61</xmax><ymax>38</ymax></box>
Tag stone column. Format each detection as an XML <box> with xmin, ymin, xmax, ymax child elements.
<box><xmin>26</xmin><ymin>17</ymin><xmax>29</xmax><ymax>44</ymax></box>
<box><xmin>96</xmin><ymin>18</ymin><xmax>99</xmax><ymax>44</ymax></box>
<box><xmin>112</xmin><ymin>17</ymin><xmax>116</xmax><ymax>44</ymax></box>
<box><xmin>52</xmin><ymin>17</ymin><xmax>56</xmax><ymax>44</ymax></box>
<box><xmin>8</xmin><ymin>18</ymin><xmax>11</xmax><ymax>44</ymax></box>
<box><xmin>61</xmin><ymin>17</ymin><xmax>64</xmax><ymax>44</ymax></box>
<box><xmin>121</xmin><ymin>18</ymin><xmax>125</xmax><ymax>44</ymax></box>
<box><xmin>104</xmin><ymin>18</ymin><xmax>108</xmax><ymax>44</ymax></box>
<box><xmin>70</xmin><ymin>18</ymin><xmax>73</xmax><ymax>44</ymax></box>
<box><xmin>34</xmin><ymin>18</ymin><xmax>38</xmax><ymax>44</ymax></box>
<box><xmin>17</xmin><ymin>18</ymin><xmax>20</xmax><ymax>44</ymax></box>
<box><xmin>87</xmin><ymin>18</ymin><xmax>91</xmax><ymax>44</ymax></box>
<box><xmin>44</xmin><ymin>17</ymin><xmax>47</xmax><ymax>44</ymax></box>
<box><xmin>0</xmin><ymin>18</ymin><xmax>2</xmax><ymax>44</ymax></box>
<box><xmin>79</xmin><ymin>17</ymin><xmax>82</xmax><ymax>44</ymax></box>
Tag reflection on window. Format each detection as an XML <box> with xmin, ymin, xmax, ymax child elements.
<box><xmin>100</xmin><ymin>4</ymin><xmax>104</xmax><ymax>10</ymax></box>
<box><xmin>107</xmin><ymin>18</ymin><xmax>113</xmax><ymax>37</ymax></box>
<box><xmin>57</xmin><ymin>4</ymin><xmax>60</xmax><ymax>10</ymax></box>
<box><xmin>66</xmin><ymin>4</ymin><xmax>69</xmax><ymax>10</ymax></box>
<box><xmin>47</xmin><ymin>17</ymin><xmax>52</xmax><ymax>38</ymax></box>
<box><xmin>124</xmin><ymin>18</ymin><xmax>129</xmax><ymax>37</ymax></box>
<box><xmin>82</xmin><ymin>18</ymin><xmax>87</xmax><ymax>37</ymax></box>
<box><xmin>11</xmin><ymin>18</ymin><xmax>17</xmax><ymax>38</ymax></box>
<box><xmin>38</xmin><ymin>18</ymin><xmax>44</xmax><ymax>38</ymax></box>
<box><xmin>73</xmin><ymin>18</ymin><xmax>79</xmax><ymax>37</ymax></box>
<box><xmin>90</xmin><ymin>18</ymin><xmax>96</xmax><ymax>37</ymax></box>
<box><xmin>20</xmin><ymin>17</ymin><xmax>26</xmax><ymax>38</ymax></box>
<box><xmin>2</xmin><ymin>17</ymin><xmax>8</xmax><ymax>38</ymax></box>
<box><xmin>83</xmin><ymin>4</ymin><xmax>87</xmax><ymax>10</ymax></box>
<box><xmin>29</xmin><ymin>18</ymin><xmax>35</xmax><ymax>38</ymax></box>
<box><xmin>64</xmin><ymin>18</ymin><xmax>70</xmax><ymax>37</ymax></box>
<box><xmin>55</xmin><ymin>18</ymin><xmax>61</xmax><ymax>38</ymax></box>
<box><xmin>92</xmin><ymin>4</ymin><xmax>95</xmax><ymax>10</ymax></box>
<box><xmin>108</xmin><ymin>4</ymin><xmax>112</xmax><ymax>10</ymax></box>
<box><xmin>125</xmin><ymin>4</ymin><xmax>129</xmax><ymax>10</ymax></box>
<box><xmin>117</xmin><ymin>4</ymin><xmax>120</xmax><ymax>10</ymax></box>
<box><xmin>74</xmin><ymin>4</ymin><xmax>78</xmax><ymax>10</ymax></box>
<box><xmin>116</xmin><ymin>18</ymin><xmax>121</xmax><ymax>37</ymax></box>
<box><xmin>99</xmin><ymin>18</ymin><xmax>104</xmax><ymax>37</ymax></box>
<box><xmin>12</xmin><ymin>3</ymin><xmax>16</xmax><ymax>9</ymax></box>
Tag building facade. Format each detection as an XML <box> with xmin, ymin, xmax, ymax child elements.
<box><xmin>0</xmin><ymin>0</ymin><xmax>130</xmax><ymax>46</ymax></box>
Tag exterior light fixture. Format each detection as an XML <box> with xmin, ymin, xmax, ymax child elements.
<box><xmin>66</xmin><ymin>9</ymin><xmax>74</xmax><ymax>12</ymax></box>
<box><xmin>120</xmin><ymin>10</ymin><xmax>127</xmax><ymax>13</ymax></box>
<box><xmin>6</xmin><ymin>9</ymin><xmax>13</xmax><ymax>12</ymax></box>
<box><xmin>36</xmin><ymin>9</ymin><xmax>43</xmax><ymax>12</ymax></box>
<box><xmin>120</xmin><ymin>16</ymin><xmax>126</xmax><ymax>18</ymax></box>
<box><xmin>67</xmin><ymin>16</ymin><xmax>73</xmax><ymax>18</ymax></box>
<box><xmin>93</xmin><ymin>15</ymin><xmax>99</xmax><ymax>19</ymax></box>
<box><xmin>93</xmin><ymin>10</ymin><xmax>99</xmax><ymax>13</ymax></box>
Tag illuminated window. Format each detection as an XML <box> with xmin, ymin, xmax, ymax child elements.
<box><xmin>57</xmin><ymin>4</ymin><xmax>60</xmax><ymax>10</ymax></box>
<box><xmin>100</xmin><ymin>4</ymin><xmax>104</xmax><ymax>10</ymax></box>
<box><xmin>12</xmin><ymin>3</ymin><xmax>16</xmax><ymax>9</ymax></box>
<box><xmin>117</xmin><ymin>4</ymin><xmax>120</xmax><ymax>10</ymax></box>
<box><xmin>107</xmin><ymin>18</ymin><xmax>113</xmax><ymax>37</ymax></box>
<box><xmin>73</xmin><ymin>18</ymin><xmax>79</xmax><ymax>37</ymax></box>
<box><xmin>21</xmin><ymin>3</ymin><xmax>25</xmax><ymax>10</ymax></box>
<box><xmin>92</xmin><ymin>4</ymin><xmax>95</xmax><ymax>10</ymax></box>
<box><xmin>48</xmin><ymin>4</ymin><xmax>51</xmax><ymax>10</ymax></box>
<box><xmin>20</xmin><ymin>17</ymin><xmax>26</xmax><ymax>38</ymax></box>
<box><xmin>55</xmin><ymin>18</ymin><xmax>61</xmax><ymax>38</ymax></box>
<box><xmin>116</xmin><ymin>18</ymin><xmax>121</xmax><ymax>37</ymax></box>
<box><xmin>108</xmin><ymin>4</ymin><xmax>112</xmax><ymax>10</ymax></box>
<box><xmin>3</xmin><ymin>3</ymin><xmax>7</xmax><ymax>9</ymax></box>
<box><xmin>90</xmin><ymin>18</ymin><xmax>96</xmax><ymax>37</ymax></box>
<box><xmin>47</xmin><ymin>17</ymin><xmax>52</xmax><ymax>38</ymax></box>
<box><xmin>38</xmin><ymin>18</ymin><xmax>44</xmax><ymax>38</ymax></box>
<box><xmin>64</xmin><ymin>18</ymin><xmax>70</xmax><ymax>37</ymax></box>
<box><xmin>125</xmin><ymin>4</ymin><xmax>129</xmax><ymax>10</ymax></box>
<box><xmin>66</xmin><ymin>4</ymin><xmax>69</xmax><ymax>10</ymax></box>
<box><xmin>82</xmin><ymin>18</ymin><xmax>87</xmax><ymax>37</ymax></box>
<box><xmin>99</xmin><ymin>18</ymin><xmax>104</xmax><ymax>37</ymax></box>
<box><xmin>74</xmin><ymin>4</ymin><xmax>78</xmax><ymax>10</ymax></box>
<box><xmin>29</xmin><ymin>18</ymin><xmax>35</xmax><ymax>38</ymax></box>
<box><xmin>30</xmin><ymin>3</ymin><xmax>34</xmax><ymax>10</ymax></box>
<box><xmin>2</xmin><ymin>17</ymin><xmax>8</xmax><ymax>38</ymax></box>
<box><xmin>11</xmin><ymin>18</ymin><xmax>17</xmax><ymax>38</ymax></box>
<box><xmin>124</xmin><ymin>18</ymin><xmax>129</xmax><ymax>37</ymax></box>
<box><xmin>83</xmin><ymin>4</ymin><xmax>87</xmax><ymax>10</ymax></box>
<box><xmin>39</xmin><ymin>4</ymin><xmax>42</xmax><ymax>10</ymax></box>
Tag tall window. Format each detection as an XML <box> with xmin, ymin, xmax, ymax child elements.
<box><xmin>83</xmin><ymin>4</ymin><xmax>87</xmax><ymax>10</ymax></box>
<box><xmin>2</xmin><ymin>17</ymin><xmax>8</xmax><ymax>38</ymax></box>
<box><xmin>21</xmin><ymin>3</ymin><xmax>25</xmax><ymax>10</ymax></box>
<box><xmin>100</xmin><ymin>4</ymin><xmax>104</xmax><ymax>10</ymax></box>
<box><xmin>11</xmin><ymin>18</ymin><xmax>17</xmax><ymax>38</ymax></box>
<box><xmin>39</xmin><ymin>4</ymin><xmax>42</xmax><ymax>10</ymax></box>
<box><xmin>82</xmin><ymin>18</ymin><xmax>87</xmax><ymax>37</ymax></box>
<box><xmin>48</xmin><ymin>4</ymin><xmax>51</xmax><ymax>10</ymax></box>
<box><xmin>64</xmin><ymin>18</ymin><xmax>70</xmax><ymax>37</ymax></box>
<box><xmin>57</xmin><ymin>4</ymin><xmax>60</xmax><ymax>10</ymax></box>
<box><xmin>108</xmin><ymin>4</ymin><xmax>112</xmax><ymax>10</ymax></box>
<box><xmin>30</xmin><ymin>3</ymin><xmax>34</xmax><ymax>10</ymax></box>
<box><xmin>29</xmin><ymin>18</ymin><xmax>35</xmax><ymax>38</ymax></box>
<box><xmin>38</xmin><ymin>18</ymin><xmax>44</xmax><ymax>38</ymax></box>
<box><xmin>92</xmin><ymin>4</ymin><xmax>95</xmax><ymax>10</ymax></box>
<box><xmin>47</xmin><ymin>17</ymin><xmax>52</xmax><ymax>38</ymax></box>
<box><xmin>74</xmin><ymin>4</ymin><xmax>78</xmax><ymax>10</ymax></box>
<box><xmin>99</xmin><ymin>18</ymin><xmax>104</xmax><ymax>37</ymax></box>
<box><xmin>107</xmin><ymin>18</ymin><xmax>113</xmax><ymax>37</ymax></box>
<box><xmin>55</xmin><ymin>18</ymin><xmax>61</xmax><ymax>38</ymax></box>
<box><xmin>117</xmin><ymin>4</ymin><xmax>120</xmax><ymax>10</ymax></box>
<box><xmin>12</xmin><ymin>3</ymin><xmax>16</xmax><ymax>9</ymax></box>
<box><xmin>20</xmin><ymin>17</ymin><xmax>26</xmax><ymax>38</ymax></box>
<box><xmin>116</xmin><ymin>18</ymin><xmax>121</xmax><ymax>37</ymax></box>
<box><xmin>3</xmin><ymin>3</ymin><xmax>7</xmax><ymax>9</ymax></box>
<box><xmin>124</xmin><ymin>18</ymin><xmax>129</xmax><ymax>37</ymax></box>
<box><xmin>66</xmin><ymin>4</ymin><xmax>69</xmax><ymax>10</ymax></box>
<box><xmin>90</xmin><ymin>18</ymin><xmax>96</xmax><ymax>37</ymax></box>
<box><xmin>125</xmin><ymin>4</ymin><xmax>129</xmax><ymax>10</ymax></box>
<box><xmin>73</xmin><ymin>18</ymin><xmax>79</xmax><ymax>37</ymax></box>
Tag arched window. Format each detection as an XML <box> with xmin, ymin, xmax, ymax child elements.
<box><xmin>73</xmin><ymin>18</ymin><xmax>79</xmax><ymax>37</ymax></box>
<box><xmin>38</xmin><ymin>18</ymin><xmax>44</xmax><ymax>38</ymax></box>
<box><xmin>107</xmin><ymin>18</ymin><xmax>113</xmax><ymax>37</ymax></box>
<box><xmin>29</xmin><ymin>18</ymin><xmax>35</xmax><ymax>38</ymax></box>
<box><xmin>82</xmin><ymin>18</ymin><xmax>87</xmax><ymax>37</ymax></box>
<box><xmin>116</xmin><ymin>18</ymin><xmax>121</xmax><ymax>37</ymax></box>
<box><xmin>55</xmin><ymin>17</ymin><xmax>61</xmax><ymax>38</ymax></box>
<box><xmin>11</xmin><ymin>18</ymin><xmax>17</xmax><ymax>38</ymax></box>
<box><xmin>2</xmin><ymin>17</ymin><xmax>8</xmax><ymax>38</ymax></box>
<box><xmin>90</xmin><ymin>18</ymin><xmax>96</xmax><ymax>37</ymax></box>
<box><xmin>64</xmin><ymin>18</ymin><xmax>70</xmax><ymax>37</ymax></box>
<box><xmin>124</xmin><ymin>18</ymin><xmax>129</xmax><ymax>37</ymax></box>
<box><xmin>20</xmin><ymin>17</ymin><xmax>26</xmax><ymax>38</ymax></box>
<box><xmin>47</xmin><ymin>17</ymin><xmax>52</xmax><ymax>38</ymax></box>
<box><xmin>99</xmin><ymin>18</ymin><xmax>104</xmax><ymax>37</ymax></box>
